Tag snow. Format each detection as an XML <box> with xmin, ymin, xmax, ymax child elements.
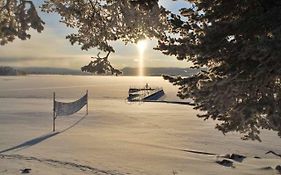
<box><xmin>0</xmin><ymin>75</ymin><xmax>280</xmax><ymax>175</ymax></box>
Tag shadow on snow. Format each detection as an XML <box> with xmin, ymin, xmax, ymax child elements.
<box><xmin>0</xmin><ymin>114</ymin><xmax>87</xmax><ymax>154</ymax></box>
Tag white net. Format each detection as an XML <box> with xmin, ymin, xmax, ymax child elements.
<box><xmin>55</xmin><ymin>93</ymin><xmax>87</xmax><ymax>116</ymax></box>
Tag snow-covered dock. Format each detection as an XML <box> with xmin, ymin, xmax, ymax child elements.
<box><xmin>127</xmin><ymin>83</ymin><xmax>165</xmax><ymax>102</ymax></box>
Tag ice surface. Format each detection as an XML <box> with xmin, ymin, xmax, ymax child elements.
<box><xmin>0</xmin><ymin>75</ymin><xmax>280</xmax><ymax>175</ymax></box>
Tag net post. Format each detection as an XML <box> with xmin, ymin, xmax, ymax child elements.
<box><xmin>86</xmin><ymin>90</ymin><xmax>89</xmax><ymax>115</ymax></box>
<box><xmin>53</xmin><ymin>92</ymin><xmax>56</xmax><ymax>132</ymax></box>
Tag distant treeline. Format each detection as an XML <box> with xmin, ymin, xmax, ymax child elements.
<box><xmin>0</xmin><ymin>66</ymin><xmax>204</xmax><ymax>76</ymax></box>
<box><xmin>17</xmin><ymin>67</ymin><xmax>90</xmax><ymax>75</ymax></box>
<box><xmin>121</xmin><ymin>67</ymin><xmax>205</xmax><ymax>76</ymax></box>
<box><xmin>0</xmin><ymin>66</ymin><xmax>26</xmax><ymax>76</ymax></box>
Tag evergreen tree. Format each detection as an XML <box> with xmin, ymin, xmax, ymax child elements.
<box><xmin>160</xmin><ymin>0</ymin><xmax>281</xmax><ymax>141</ymax></box>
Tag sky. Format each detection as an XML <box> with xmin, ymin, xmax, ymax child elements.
<box><xmin>0</xmin><ymin>0</ymin><xmax>192</xmax><ymax>70</ymax></box>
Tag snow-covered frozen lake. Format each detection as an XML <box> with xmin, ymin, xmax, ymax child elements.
<box><xmin>0</xmin><ymin>75</ymin><xmax>280</xmax><ymax>175</ymax></box>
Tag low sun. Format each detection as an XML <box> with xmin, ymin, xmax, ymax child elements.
<box><xmin>137</xmin><ymin>40</ymin><xmax>147</xmax><ymax>53</ymax></box>
<box><xmin>137</xmin><ymin>39</ymin><xmax>147</xmax><ymax>77</ymax></box>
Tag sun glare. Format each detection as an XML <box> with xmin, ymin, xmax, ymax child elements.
<box><xmin>137</xmin><ymin>40</ymin><xmax>147</xmax><ymax>53</ymax></box>
<box><xmin>137</xmin><ymin>40</ymin><xmax>147</xmax><ymax>77</ymax></box>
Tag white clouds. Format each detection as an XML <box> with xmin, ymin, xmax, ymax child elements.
<box><xmin>0</xmin><ymin>27</ymin><xmax>191</xmax><ymax>69</ymax></box>
<box><xmin>0</xmin><ymin>24</ymin><xmax>95</xmax><ymax>68</ymax></box>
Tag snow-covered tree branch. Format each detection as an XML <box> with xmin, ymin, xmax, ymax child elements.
<box><xmin>41</xmin><ymin>0</ymin><xmax>169</xmax><ymax>52</ymax></box>
<box><xmin>160</xmin><ymin>0</ymin><xmax>281</xmax><ymax>141</ymax></box>
<box><xmin>0</xmin><ymin>0</ymin><xmax>44</xmax><ymax>45</ymax></box>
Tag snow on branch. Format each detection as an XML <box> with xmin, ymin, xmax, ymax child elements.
<box><xmin>81</xmin><ymin>52</ymin><xmax>122</xmax><ymax>75</ymax></box>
